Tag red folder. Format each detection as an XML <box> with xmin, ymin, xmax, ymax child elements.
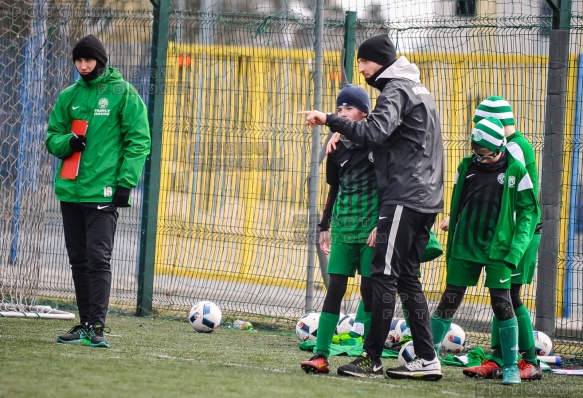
<box><xmin>60</xmin><ymin>120</ymin><xmax>88</xmax><ymax>180</ymax></box>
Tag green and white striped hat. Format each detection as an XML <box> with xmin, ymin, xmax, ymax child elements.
<box><xmin>471</xmin><ymin>117</ymin><xmax>506</xmax><ymax>151</ymax></box>
<box><xmin>473</xmin><ymin>96</ymin><xmax>515</xmax><ymax>126</ymax></box>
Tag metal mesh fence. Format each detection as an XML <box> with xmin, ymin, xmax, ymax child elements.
<box><xmin>0</xmin><ymin>0</ymin><xmax>153</xmax><ymax>310</ymax></box>
<box><xmin>1</xmin><ymin>0</ymin><xmax>583</xmax><ymax>360</ymax></box>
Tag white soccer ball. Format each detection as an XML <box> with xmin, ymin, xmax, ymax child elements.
<box><xmin>189</xmin><ymin>300</ymin><xmax>222</xmax><ymax>333</ymax></box>
<box><xmin>336</xmin><ymin>313</ymin><xmax>355</xmax><ymax>335</ymax></box>
<box><xmin>296</xmin><ymin>312</ymin><xmax>320</xmax><ymax>342</ymax></box>
<box><xmin>441</xmin><ymin>323</ymin><xmax>466</xmax><ymax>354</ymax></box>
<box><xmin>347</xmin><ymin>313</ymin><xmax>360</xmax><ymax>334</ymax></box>
<box><xmin>394</xmin><ymin>319</ymin><xmax>409</xmax><ymax>344</ymax></box>
<box><xmin>385</xmin><ymin>318</ymin><xmax>402</xmax><ymax>348</ymax></box>
<box><xmin>533</xmin><ymin>331</ymin><xmax>554</xmax><ymax>355</ymax></box>
<box><xmin>398</xmin><ymin>341</ymin><xmax>416</xmax><ymax>366</ymax></box>
<box><xmin>385</xmin><ymin>330</ymin><xmax>397</xmax><ymax>348</ymax></box>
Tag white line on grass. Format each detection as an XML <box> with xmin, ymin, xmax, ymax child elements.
<box><xmin>152</xmin><ymin>354</ymin><xmax>287</xmax><ymax>372</ymax></box>
<box><xmin>151</xmin><ymin>353</ymin><xmax>464</xmax><ymax>395</ymax></box>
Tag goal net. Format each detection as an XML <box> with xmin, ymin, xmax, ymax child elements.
<box><xmin>0</xmin><ymin>0</ymin><xmax>74</xmax><ymax>321</ymax></box>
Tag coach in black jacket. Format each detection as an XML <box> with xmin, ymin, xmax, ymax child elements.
<box><xmin>300</xmin><ymin>34</ymin><xmax>444</xmax><ymax>381</ymax></box>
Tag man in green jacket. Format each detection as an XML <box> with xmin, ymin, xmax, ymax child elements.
<box><xmin>429</xmin><ymin>117</ymin><xmax>539</xmax><ymax>385</ymax></box>
<box><xmin>46</xmin><ymin>35</ymin><xmax>151</xmax><ymax>348</ymax></box>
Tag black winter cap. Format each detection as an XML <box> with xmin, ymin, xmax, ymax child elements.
<box><xmin>357</xmin><ymin>34</ymin><xmax>397</xmax><ymax>67</ymax></box>
<box><xmin>72</xmin><ymin>35</ymin><xmax>108</xmax><ymax>65</ymax></box>
<box><xmin>336</xmin><ymin>84</ymin><xmax>370</xmax><ymax>114</ymax></box>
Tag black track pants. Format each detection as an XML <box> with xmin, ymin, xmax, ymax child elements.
<box><xmin>61</xmin><ymin>201</ymin><xmax>118</xmax><ymax>326</ymax></box>
<box><xmin>363</xmin><ymin>205</ymin><xmax>437</xmax><ymax>361</ymax></box>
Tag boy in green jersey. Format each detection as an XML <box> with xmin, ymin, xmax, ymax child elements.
<box><xmin>300</xmin><ymin>84</ymin><xmax>376</xmax><ymax>374</ymax></box>
<box><xmin>430</xmin><ymin>117</ymin><xmax>539</xmax><ymax>385</ymax></box>
<box><xmin>460</xmin><ymin>97</ymin><xmax>543</xmax><ymax>380</ymax></box>
<box><xmin>301</xmin><ymin>84</ymin><xmax>445</xmax><ymax>374</ymax></box>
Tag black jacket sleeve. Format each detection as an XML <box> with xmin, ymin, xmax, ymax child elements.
<box><xmin>318</xmin><ymin>155</ymin><xmax>340</xmax><ymax>232</ymax></box>
<box><xmin>325</xmin><ymin>83</ymin><xmax>408</xmax><ymax>147</ymax></box>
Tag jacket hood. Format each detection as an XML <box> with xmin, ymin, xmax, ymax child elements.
<box><xmin>75</xmin><ymin>66</ymin><xmax>123</xmax><ymax>86</ymax></box>
<box><xmin>375</xmin><ymin>56</ymin><xmax>420</xmax><ymax>83</ymax></box>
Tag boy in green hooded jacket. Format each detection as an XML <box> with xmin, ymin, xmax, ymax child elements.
<box><xmin>430</xmin><ymin>117</ymin><xmax>539</xmax><ymax>385</ymax></box>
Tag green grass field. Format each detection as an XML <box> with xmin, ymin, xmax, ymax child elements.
<box><xmin>2</xmin><ymin>313</ymin><xmax>583</xmax><ymax>398</ymax></box>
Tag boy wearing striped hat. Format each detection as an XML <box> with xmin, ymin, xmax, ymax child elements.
<box><xmin>430</xmin><ymin>117</ymin><xmax>539</xmax><ymax>385</ymax></box>
<box><xmin>462</xmin><ymin>96</ymin><xmax>543</xmax><ymax>381</ymax></box>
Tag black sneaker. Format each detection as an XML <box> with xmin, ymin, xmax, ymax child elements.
<box><xmin>386</xmin><ymin>357</ymin><xmax>443</xmax><ymax>381</ymax></box>
<box><xmin>57</xmin><ymin>324</ymin><xmax>89</xmax><ymax>344</ymax></box>
<box><xmin>337</xmin><ymin>353</ymin><xmax>384</xmax><ymax>378</ymax></box>
<box><xmin>86</xmin><ymin>324</ymin><xmax>110</xmax><ymax>348</ymax></box>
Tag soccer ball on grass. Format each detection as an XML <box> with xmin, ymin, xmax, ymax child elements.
<box><xmin>189</xmin><ymin>300</ymin><xmax>222</xmax><ymax>333</ymax></box>
<box><xmin>336</xmin><ymin>313</ymin><xmax>355</xmax><ymax>335</ymax></box>
<box><xmin>384</xmin><ymin>318</ymin><xmax>402</xmax><ymax>348</ymax></box>
<box><xmin>393</xmin><ymin>319</ymin><xmax>410</xmax><ymax>344</ymax></box>
<box><xmin>398</xmin><ymin>341</ymin><xmax>416</xmax><ymax>365</ymax></box>
<box><xmin>296</xmin><ymin>312</ymin><xmax>320</xmax><ymax>342</ymax></box>
<box><xmin>441</xmin><ymin>323</ymin><xmax>466</xmax><ymax>354</ymax></box>
<box><xmin>533</xmin><ymin>331</ymin><xmax>553</xmax><ymax>355</ymax></box>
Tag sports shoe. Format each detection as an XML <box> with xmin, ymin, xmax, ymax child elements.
<box><xmin>386</xmin><ymin>357</ymin><xmax>443</xmax><ymax>381</ymax></box>
<box><xmin>463</xmin><ymin>359</ymin><xmax>501</xmax><ymax>379</ymax></box>
<box><xmin>85</xmin><ymin>324</ymin><xmax>110</xmax><ymax>348</ymax></box>
<box><xmin>501</xmin><ymin>364</ymin><xmax>521</xmax><ymax>385</ymax></box>
<box><xmin>493</xmin><ymin>359</ymin><xmax>542</xmax><ymax>381</ymax></box>
<box><xmin>57</xmin><ymin>324</ymin><xmax>89</xmax><ymax>344</ymax></box>
<box><xmin>517</xmin><ymin>359</ymin><xmax>543</xmax><ymax>381</ymax></box>
<box><xmin>300</xmin><ymin>354</ymin><xmax>329</xmax><ymax>374</ymax></box>
<box><xmin>337</xmin><ymin>352</ymin><xmax>384</xmax><ymax>378</ymax></box>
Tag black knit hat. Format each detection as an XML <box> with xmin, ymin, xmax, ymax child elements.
<box><xmin>72</xmin><ymin>35</ymin><xmax>108</xmax><ymax>65</ymax></box>
<box><xmin>336</xmin><ymin>84</ymin><xmax>370</xmax><ymax>114</ymax></box>
<box><xmin>357</xmin><ymin>34</ymin><xmax>397</xmax><ymax>67</ymax></box>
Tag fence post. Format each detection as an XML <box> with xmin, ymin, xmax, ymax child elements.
<box><xmin>306</xmin><ymin>0</ymin><xmax>325</xmax><ymax>313</ymax></box>
<box><xmin>536</xmin><ymin>0</ymin><xmax>571</xmax><ymax>334</ymax></box>
<box><xmin>343</xmin><ymin>10</ymin><xmax>357</xmax><ymax>85</ymax></box>
<box><xmin>136</xmin><ymin>0</ymin><xmax>170</xmax><ymax>316</ymax></box>
<box><xmin>564</xmin><ymin>54</ymin><xmax>583</xmax><ymax>320</ymax></box>
<box><xmin>314</xmin><ymin>10</ymin><xmax>359</xmax><ymax>293</ymax></box>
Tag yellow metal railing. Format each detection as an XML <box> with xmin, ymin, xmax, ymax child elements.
<box><xmin>156</xmin><ymin>43</ymin><xmax>577</xmax><ymax>312</ymax></box>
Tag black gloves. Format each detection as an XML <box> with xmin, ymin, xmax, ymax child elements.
<box><xmin>112</xmin><ymin>186</ymin><xmax>131</xmax><ymax>207</ymax></box>
<box><xmin>69</xmin><ymin>135</ymin><xmax>86</xmax><ymax>152</ymax></box>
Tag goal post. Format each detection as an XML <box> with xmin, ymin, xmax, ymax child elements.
<box><xmin>0</xmin><ymin>304</ymin><xmax>75</xmax><ymax>320</ymax></box>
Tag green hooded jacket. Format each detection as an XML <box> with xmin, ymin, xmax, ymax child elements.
<box><xmin>446</xmin><ymin>155</ymin><xmax>539</xmax><ymax>267</ymax></box>
<box><xmin>46</xmin><ymin>66</ymin><xmax>151</xmax><ymax>203</ymax></box>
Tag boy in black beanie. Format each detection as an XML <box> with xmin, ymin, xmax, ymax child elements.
<box><xmin>299</xmin><ymin>33</ymin><xmax>444</xmax><ymax>381</ymax></box>
<box><xmin>300</xmin><ymin>84</ymin><xmax>374</xmax><ymax>374</ymax></box>
<box><xmin>47</xmin><ymin>34</ymin><xmax>151</xmax><ymax>348</ymax></box>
